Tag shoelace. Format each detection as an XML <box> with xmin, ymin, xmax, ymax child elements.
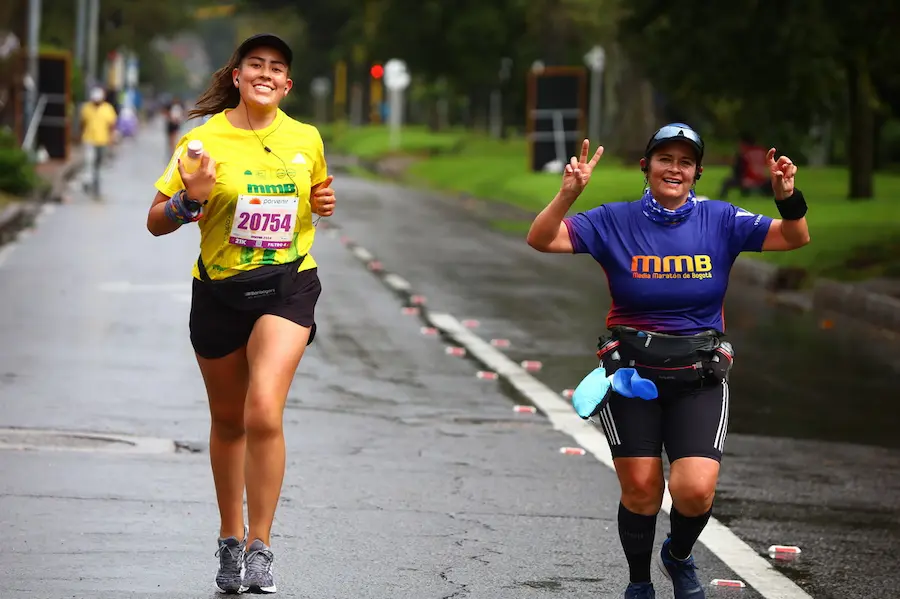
<box><xmin>215</xmin><ymin>543</ymin><xmax>244</xmax><ymax>575</ymax></box>
<box><xmin>245</xmin><ymin>547</ymin><xmax>274</xmax><ymax>578</ymax></box>
<box><xmin>671</xmin><ymin>556</ymin><xmax>700</xmax><ymax>584</ymax></box>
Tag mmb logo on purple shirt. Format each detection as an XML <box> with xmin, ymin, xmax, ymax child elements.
<box><xmin>631</xmin><ymin>254</ymin><xmax>713</xmax><ymax>280</ymax></box>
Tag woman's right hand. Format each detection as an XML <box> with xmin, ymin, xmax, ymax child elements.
<box><xmin>561</xmin><ymin>139</ymin><xmax>604</xmax><ymax>200</ymax></box>
<box><xmin>177</xmin><ymin>151</ymin><xmax>217</xmax><ymax>202</ymax></box>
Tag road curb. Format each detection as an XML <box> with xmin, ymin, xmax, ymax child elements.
<box><xmin>0</xmin><ymin>150</ymin><xmax>82</xmax><ymax>250</ymax></box>
<box><xmin>0</xmin><ymin>203</ymin><xmax>30</xmax><ymax>246</ymax></box>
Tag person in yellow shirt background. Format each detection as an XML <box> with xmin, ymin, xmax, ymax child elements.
<box><xmin>79</xmin><ymin>86</ymin><xmax>118</xmax><ymax>195</ymax></box>
<box><xmin>146</xmin><ymin>33</ymin><xmax>336</xmax><ymax>595</ymax></box>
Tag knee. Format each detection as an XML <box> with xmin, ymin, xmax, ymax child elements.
<box><xmin>669</xmin><ymin>480</ymin><xmax>716</xmax><ymax>515</ymax></box>
<box><xmin>619</xmin><ymin>471</ymin><xmax>665</xmax><ymax>514</ymax></box>
<box><xmin>210</xmin><ymin>411</ymin><xmax>245</xmax><ymax>441</ymax></box>
<box><xmin>244</xmin><ymin>395</ymin><xmax>284</xmax><ymax>439</ymax></box>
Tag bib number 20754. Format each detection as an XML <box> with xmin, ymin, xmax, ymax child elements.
<box><xmin>229</xmin><ymin>194</ymin><xmax>299</xmax><ymax>249</ymax></box>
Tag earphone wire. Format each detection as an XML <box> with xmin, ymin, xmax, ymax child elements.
<box><xmin>242</xmin><ymin>98</ymin><xmax>321</xmax><ymax>229</ymax></box>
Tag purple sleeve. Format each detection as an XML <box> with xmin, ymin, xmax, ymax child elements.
<box><xmin>563</xmin><ymin>206</ymin><xmax>610</xmax><ymax>260</ymax></box>
<box><xmin>727</xmin><ymin>203</ymin><xmax>774</xmax><ymax>255</ymax></box>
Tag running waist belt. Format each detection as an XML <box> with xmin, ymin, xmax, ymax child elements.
<box><xmin>597</xmin><ymin>326</ymin><xmax>733</xmax><ymax>385</ymax></box>
<box><xmin>197</xmin><ymin>255</ymin><xmax>306</xmax><ymax>311</ymax></box>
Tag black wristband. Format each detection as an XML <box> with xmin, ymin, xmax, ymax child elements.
<box><xmin>775</xmin><ymin>189</ymin><xmax>807</xmax><ymax>220</ymax></box>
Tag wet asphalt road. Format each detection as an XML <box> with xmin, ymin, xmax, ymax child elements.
<box><xmin>0</xmin><ymin>131</ymin><xmax>776</xmax><ymax>598</ymax></box>
<box><xmin>329</xmin><ymin>169</ymin><xmax>900</xmax><ymax>598</ymax></box>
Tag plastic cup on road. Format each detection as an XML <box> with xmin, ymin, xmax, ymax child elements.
<box><xmin>559</xmin><ymin>447</ymin><xmax>586</xmax><ymax>456</ymax></box>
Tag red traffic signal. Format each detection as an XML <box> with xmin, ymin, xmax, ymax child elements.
<box><xmin>370</xmin><ymin>64</ymin><xmax>384</xmax><ymax>79</ymax></box>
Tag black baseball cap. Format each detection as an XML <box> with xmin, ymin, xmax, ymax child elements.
<box><xmin>236</xmin><ymin>33</ymin><xmax>293</xmax><ymax>68</ymax></box>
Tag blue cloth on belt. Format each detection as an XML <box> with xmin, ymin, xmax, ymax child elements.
<box><xmin>571</xmin><ymin>366</ymin><xmax>658</xmax><ymax>420</ymax></box>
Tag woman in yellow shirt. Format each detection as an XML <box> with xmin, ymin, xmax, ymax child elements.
<box><xmin>146</xmin><ymin>33</ymin><xmax>335</xmax><ymax>595</ymax></box>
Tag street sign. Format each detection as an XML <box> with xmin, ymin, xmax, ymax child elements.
<box><xmin>526</xmin><ymin>66</ymin><xmax>587</xmax><ymax>172</ymax></box>
<box><xmin>584</xmin><ymin>45</ymin><xmax>605</xmax><ymax>72</ymax></box>
<box><xmin>310</xmin><ymin>76</ymin><xmax>331</xmax><ymax>98</ymax></box>
<box><xmin>384</xmin><ymin>58</ymin><xmax>406</xmax><ymax>78</ymax></box>
<box><xmin>384</xmin><ymin>59</ymin><xmax>410</xmax><ymax>91</ymax></box>
<box><xmin>385</xmin><ymin>70</ymin><xmax>410</xmax><ymax>91</ymax></box>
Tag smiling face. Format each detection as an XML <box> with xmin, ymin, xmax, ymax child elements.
<box><xmin>233</xmin><ymin>46</ymin><xmax>292</xmax><ymax>109</ymax></box>
<box><xmin>643</xmin><ymin>140</ymin><xmax>701</xmax><ymax>203</ymax></box>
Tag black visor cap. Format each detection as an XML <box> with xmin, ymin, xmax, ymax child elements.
<box><xmin>236</xmin><ymin>33</ymin><xmax>293</xmax><ymax>69</ymax></box>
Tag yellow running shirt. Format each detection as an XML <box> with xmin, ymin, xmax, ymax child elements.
<box><xmin>155</xmin><ymin>109</ymin><xmax>327</xmax><ymax>281</ymax></box>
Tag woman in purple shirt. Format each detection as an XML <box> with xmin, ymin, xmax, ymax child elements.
<box><xmin>527</xmin><ymin>124</ymin><xmax>810</xmax><ymax>599</ymax></box>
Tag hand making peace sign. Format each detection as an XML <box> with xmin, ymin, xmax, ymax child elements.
<box><xmin>767</xmin><ymin>148</ymin><xmax>798</xmax><ymax>201</ymax></box>
<box><xmin>561</xmin><ymin>139</ymin><xmax>605</xmax><ymax>199</ymax></box>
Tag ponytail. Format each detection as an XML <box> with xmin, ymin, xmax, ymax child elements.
<box><xmin>188</xmin><ymin>49</ymin><xmax>242</xmax><ymax>120</ymax></box>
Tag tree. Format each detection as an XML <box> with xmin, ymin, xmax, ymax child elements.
<box><xmin>618</xmin><ymin>0</ymin><xmax>900</xmax><ymax>199</ymax></box>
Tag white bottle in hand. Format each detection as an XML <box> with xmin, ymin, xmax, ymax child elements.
<box><xmin>181</xmin><ymin>139</ymin><xmax>204</xmax><ymax>174</ymax></box>
<box><xmin>180</xmin><ymin>139</ymin><xmax>206</xmax><ymax>213</ymax></box>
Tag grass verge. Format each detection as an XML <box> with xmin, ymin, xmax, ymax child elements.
<box><xmin>326</xmin><ymin>124</ymin><xmax>900</xmax><ymax>281</ymax></box>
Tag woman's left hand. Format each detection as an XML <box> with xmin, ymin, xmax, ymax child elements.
<box><xmin>311</xmin><ymin>176</ymin><xmax>335</xmax><ymax>217</ymax></box>
<box><xmin>767</xmin><ymin>148</ymin><xmax>798</xmax><ymax>201</ymax></box>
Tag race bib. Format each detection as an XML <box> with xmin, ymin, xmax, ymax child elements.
<box><xmin>229</xmin><ymin>194</ymin><xmax>298</xmax><ymax>249</ymax></box>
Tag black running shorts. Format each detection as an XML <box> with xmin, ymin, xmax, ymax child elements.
<box><xmin>596</xmin><ymin>378</ymin><xmax>730</xmax><ymax>462</ymax></box>
<box><xmin>189</xmin><ymin>267</ymin><xmax>321</xmax><ymax>360</ymax></box>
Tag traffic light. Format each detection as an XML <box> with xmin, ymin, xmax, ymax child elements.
<box><xmin>370</xmin><ymin>64</ymin><xmax>384</xmax><ymax>79</ymax></box>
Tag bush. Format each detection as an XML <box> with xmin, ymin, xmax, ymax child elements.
<box><xmin>0</xmin><ymin>128</ymin><xmax>37</xmax><ymax>195</ymax></box>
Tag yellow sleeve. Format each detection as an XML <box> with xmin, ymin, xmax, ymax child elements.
<box><xmin>106</xmin><ymin>104</ymin><xmax>118</xmax><ymax>125</ymax></box>
<box><xmin>311</xmin><ymin>128</ymin><xmax>328</xmax><ymax>186</ymax></box>
<box><xmin>154</xmin><ymin>138</ymin><xmax>189</xmax><ymax>198</ymax></box>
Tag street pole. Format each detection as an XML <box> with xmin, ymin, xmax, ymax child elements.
<box><xmin>584</xmin><ymin>46</ymin><xmax>605</xmax><ymax>144</ymax></box>
<box><xmin>86</xmin><ymin>0</ymin><xmax>100</xmax><ymax>96</ymax></box>
<box><xmin>383</xmin><ymin>59</ymin><xmax>410</xmax><ymax>151</ymax></box>
<box><xmin>75</xmin><ymin>0</ymin><xmax>87</xmax><ymax>72</ymax></box>
<box><xmin>489</xmin><ymin>90</ymin><xmax>501</xmax><ymax>139</ymax></box>
<box><xmin>25</xmin><ymin>0</ymin><xmax>42</xmax><ymax>137</ymax></box>
<box><xmin>498</xmin><ymin>57</ymin><xmax>512</xmax><ymax>140</ymax></box>
<box><xmin>589</xmin><ymin>67</ymin><xmax>602</xmax><ymax>143</ymax></box>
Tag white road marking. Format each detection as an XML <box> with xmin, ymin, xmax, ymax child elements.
<box><xmin>351</xmin><ymin>246</ymin><xmax>374</xmax><ymax>262</ymax></box>
<box><xmin>384</xmin><ymin>273</ymin><xmax>411</xmax><ymax>292</ymax></box>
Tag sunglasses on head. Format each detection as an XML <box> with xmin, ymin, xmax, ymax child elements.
<box><xmin>650</xmin><ymin>125</ymin><xmax>703</xmax><ymax>149</ymax></box>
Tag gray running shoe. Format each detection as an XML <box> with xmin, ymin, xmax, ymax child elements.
<box><xmin>215</xmin><ymin>527</ymin><xmax>247</xmax><ymax>594</ymax></box>
<box><xmin>243</xmin><ymin>539</ymin><xmax>277</xmax><ymax>594</ymax></box>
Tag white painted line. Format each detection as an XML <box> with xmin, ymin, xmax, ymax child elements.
<box><xmin>352</xmin><ymin>246</ymin><xmax>374</xmax><ymax>262</ymax></box>
<box><xmin>384</xmin><ymin>273</ymin><xmax>412</xmax><ymax>292</ymax></box>
<box><xmin>426</xmin><ymin>311</ymin><xmax>812</xmax><ymax>599</ymax></box>
<box><xmin>0</xmin><ymin>242</ymin><xmax>18</xmax><ymax>269</ymax></box>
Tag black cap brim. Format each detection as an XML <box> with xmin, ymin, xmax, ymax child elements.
<box><xmin>237</xmin><ymin>33</ymin><xmax>293</xmax><ymax>68</ymax></box>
